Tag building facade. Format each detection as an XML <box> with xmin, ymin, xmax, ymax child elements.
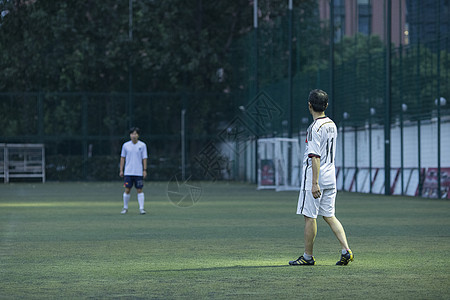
<box><xmin>318</xmin><ymin>0</ymin><xmax>408</xmax><ymax>46</ymax></box>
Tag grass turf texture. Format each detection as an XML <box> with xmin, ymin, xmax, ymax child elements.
<box><xmin>0</xmin><ymin>182</ymin><xmax>449</xmax><ymax>299</ymax></box>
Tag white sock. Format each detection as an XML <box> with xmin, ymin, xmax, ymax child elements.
<box><xmin>303</xmin><ymin>253</ymin><xmax>313</xmax><ymax>260</ymax></box>
<box><xmin>138</xmin><ymin>193</ymin><xmax>145</xmax><ymax>210</ymax></box>
<box><xmin>342</xmin><ymin>249</ymin><xmax>349</xmax><ymax>255</ymax></box>
<box><xmin>123</xmin><ymin>193</ymin><xmax>130</xmax><ymax>209</ymax></box>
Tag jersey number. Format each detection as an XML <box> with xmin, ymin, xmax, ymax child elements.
<box><xmin>325</xmin><ymin>137</ymin><xmax>334</xmax><ymax>163</ymax></box>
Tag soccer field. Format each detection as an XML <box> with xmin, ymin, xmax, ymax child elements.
<box><xmin>0</xmin><ymin>182</ymin><xmax>449</xmax><ymax>299</ymax></box>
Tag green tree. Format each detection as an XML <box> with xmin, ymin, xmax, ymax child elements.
<box><xmin>0</xmin><ymin>0</ymin><xmax>255</xmax><ymax>93</ymax></box>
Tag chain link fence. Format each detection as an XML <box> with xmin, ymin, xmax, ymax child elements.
<box><xmin>1</xmin><ymin>1</ymin><xmax>449</xmax><ymax>197</ymax></box>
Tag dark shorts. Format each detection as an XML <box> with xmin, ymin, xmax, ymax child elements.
<box><xmin>124</xmin><ymin>176</ymin><xmax>144</xmax><ymax>189</ymax></box>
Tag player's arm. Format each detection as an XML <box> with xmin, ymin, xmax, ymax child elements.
<box><xmin>308</xmin><ymin>126</ymin><xmax>322</xmax><ymax>199</ymax></box>
<box><xmin>119</xmin><ymin>157</ymin><xmax>125</xmax><ymax>177</ymax></box>
<box><xmin>142</xmin><ymin>158</ymin><xmax>147</xmax><ymax>179</ymax></box>
<box><xmin>311</xmin><ymin>156</ymin><xmax>321</xmax><ymax>199</ymax></box>
<box><xmin>142</xmin><ymin>144</ymin><xmax>148</xmax><ymax>179</ymax></box>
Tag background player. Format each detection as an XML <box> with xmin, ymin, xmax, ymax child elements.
<box><xmin>119</xmin><ymin>127</ymin><xmax>148</xmax><ymax>215</ymax></box>
<box><xmin>289</xmin><ymin>89</ymin><xmax>353</xmax><ymax>266</ymax></box>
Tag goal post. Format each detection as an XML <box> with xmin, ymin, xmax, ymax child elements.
<box><xmin>257</xmin><ymin>138</ymin><xmax>300</xmax><ymax>191</ymax></box>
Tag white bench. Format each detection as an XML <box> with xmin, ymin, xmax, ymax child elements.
<box><xmin>0</xmin><ymin>144</ymin><xmax>45</xmax><ymax>183</ymax></box>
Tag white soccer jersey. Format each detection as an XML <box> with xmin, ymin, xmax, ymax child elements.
<box><xmin>121</xmin><ymin>140</ymin><xmax>148</xmax><ymax>176</ymax></box>
<box><xmin>301</xmin><ymin>116</ymin><xmax>337</xmax><ymax>190</ymax></box>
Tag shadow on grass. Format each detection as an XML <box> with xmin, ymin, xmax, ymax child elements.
<box><xmin>143</xmin><ymin>265</ymin><xmax>292</xmax><ymax>273</ymax></box>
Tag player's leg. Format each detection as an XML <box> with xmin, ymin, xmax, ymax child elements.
<box><xmin>304</xmin><ymin>216</ymin><xmax>317</xmax><ymax>256</ymax></box>
<box><xmin>323</xmin><ymin>216</ymin><xmax>353</xmax><ymax>265</ymax></box>
<box><xmin>320</xmin><ymin>188</ymin><xmax>353</xmax><ymax>265</ymax></box>
<box><xmin>322</xmin><ymin>216</ymin><xmax>349</xmax><ymax>250</ymax></box>
<box><xmin>121</xmin><ymin>189</ymin><xmax>131</xmax><ymax>214</ymax></box>
<box><xmin>300</xmin><ymin>190</ymin><xmax>319</xmax><ymax>257</ymax></box>
<box><xmin>136</xmin><ymin>177</ymin><xmax>146</xmax><ymax>214</ymax></box>
<box><xmin>121</xmin><ymin>177</ymin><xmax>132</xmax><ymax>214</ymax></box>
<box><xmin>290</xmin><ymin>189</ymin><xmax>318</xmax><ymax>265</ymax></box>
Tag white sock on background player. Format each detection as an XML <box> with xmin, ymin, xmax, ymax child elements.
<box><xmin>138</xmin><ymin>193</ymin><xmax>145</xmax><ymax>210</ymax></box>
<box><xmin>123</xmin><ymin>193</ymin><xmax>130</xmax><ymax>209</ymax></box>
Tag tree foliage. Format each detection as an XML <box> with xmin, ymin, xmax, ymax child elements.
<box><xmin>332</xmin><ymin>33</ymin><xmax>449</xmax><ymax>125</ymax></box>
<box><xmin>0</xmin><ymin>0</ymin><xmax>324</xmax><ymax>93</ymax></box>
<box><xmin>0</xmin><ymin>0</ymin><xmax>257</xmax><ymax>92</ymax></box>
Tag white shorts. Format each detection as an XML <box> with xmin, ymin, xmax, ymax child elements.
<box><xmin>296</xmin><ymin>188</ymin><xmax>336</xmax><ymax>218</ymax></box>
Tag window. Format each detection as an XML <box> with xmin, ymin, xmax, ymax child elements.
<box><xmin>358</xmin><ymin>0</ymin><xmax>371</xmax><ymax>35</ymax></box>
<box><xmin>334</xmin><ymin>0</ymin><xmax>346</xmax><ymax>41</ymax></box>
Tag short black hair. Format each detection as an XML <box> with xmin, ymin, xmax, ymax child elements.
<box><xmin>308</xmin><ymin>89</ymin><xmax>328</xmax><ymax>112</ymax></box>
<box><xmin>129</xmin><ymin>127</ymin><xmax>140</xmax><ymax>135</ymax></box>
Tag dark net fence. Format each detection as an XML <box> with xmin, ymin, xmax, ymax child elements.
<box><xmin>0</xmin><ymin>92</ymin><xmax>241</xmax><ymax>181</ymax></box>
<box><xmin>1</xmin><ymin>1</ymin><xmax>449</xmax><ymax>198</ymax></box>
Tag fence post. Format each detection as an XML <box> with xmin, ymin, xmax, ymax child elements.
<box><xmin>4</xmin><ymin>145</ymin><xmax>8</xmax><ymax>183</ymax></box>
<box><xmin>82</xmin><ymin>95</ymin><xmax>88</xmax><ymax>180</ymax></box>
<box><xmin>38</xmin><ymin>93</ymin><xmax>44</xmax><ymax>143</ymax></box>
<box><xmin>416</xmin><ymin>22</ymin><xmax>423</xmax><ymax>197</ymax></box>
<box><xmin>181</xmin><ymin>105</ymin><xmax>186</xmax><ymax>181</ymax></box>
<box><xmin>288</xmin><ymin>0</ymin><xmax>293</xmax><ymax>138</ymax></box>
<box><xmin>342</xmin><ymin>118</ymin><xmax>346</xmax><ymax>191</ymax></box>
<box><xmin>253</xmin><ymin>0</ymin><xmax>259</xmax><ymax>184</ymax></box>
<box><xmin>384</xmin><ymin>0</ymin><xmax>392</xmax><ymax>195</ymax></box>
<box><xmin>399</xmin><ymin>0</ymin><xmax>404</xmax><ymax>196</ymax></box>
<box><xmin>354</xmin><ymin>125</ymin><xmax>358</xmax><ymax>192</ymax></box>
<box><xmin>329</xmin><ymin>0</ymin><xmax>335</xmax><ymax>120</ymax></box>
<box><xmin>369</xmin><ymin>109</ymin><xmax>373</xmax><ymax>194</ymax></box>
<box><xmin>436</xmin><ymin>0</ymin><xmax>442</xmax><ymax>199</ymax></box>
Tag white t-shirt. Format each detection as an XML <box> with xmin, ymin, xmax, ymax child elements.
<box><xmin>121</xmin><ymin>140</ymin><xmax>148</xmax><ymax>176</ymax></box>
<box><xmin>301</xmin><ymin>116</ymin><xmax>337</xmax><ymax>190</ymax></box>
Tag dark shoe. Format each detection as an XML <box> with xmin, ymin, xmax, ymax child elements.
<box><xmin>336</xmin><ymin>250</ymin><xmax>354</xmax><ymax>265</ymax></box>
<box><xmin>289</xmin><ymin>255</ymin><xmax>316</xmax><ymax>266</ymax></box>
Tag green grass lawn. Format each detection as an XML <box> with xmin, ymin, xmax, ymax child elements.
<box><xmin>1</xmin><ymin>181</ymin><xmax>449</xmax><ymax>299</ymax></box>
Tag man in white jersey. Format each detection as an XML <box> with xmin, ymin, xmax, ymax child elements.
<box><xmin>289</xmin><ymin>89</ymin><xmax>353</xmax><ymax>266</ymax></box>
<box><xmin>119</xmin><ymin>127</ymin><xmax>148</xmax><ymax>215</ymax></box>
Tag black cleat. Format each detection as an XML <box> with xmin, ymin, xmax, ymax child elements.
<box><xmin>289</xmin><ymin>255</ymin><xmax>316</xmax><ymax>266</ymax></box>
<box><xmin>336</xmin><ymin>250</ymin><xmax>354</xmax><ymax>265</ymax></box>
